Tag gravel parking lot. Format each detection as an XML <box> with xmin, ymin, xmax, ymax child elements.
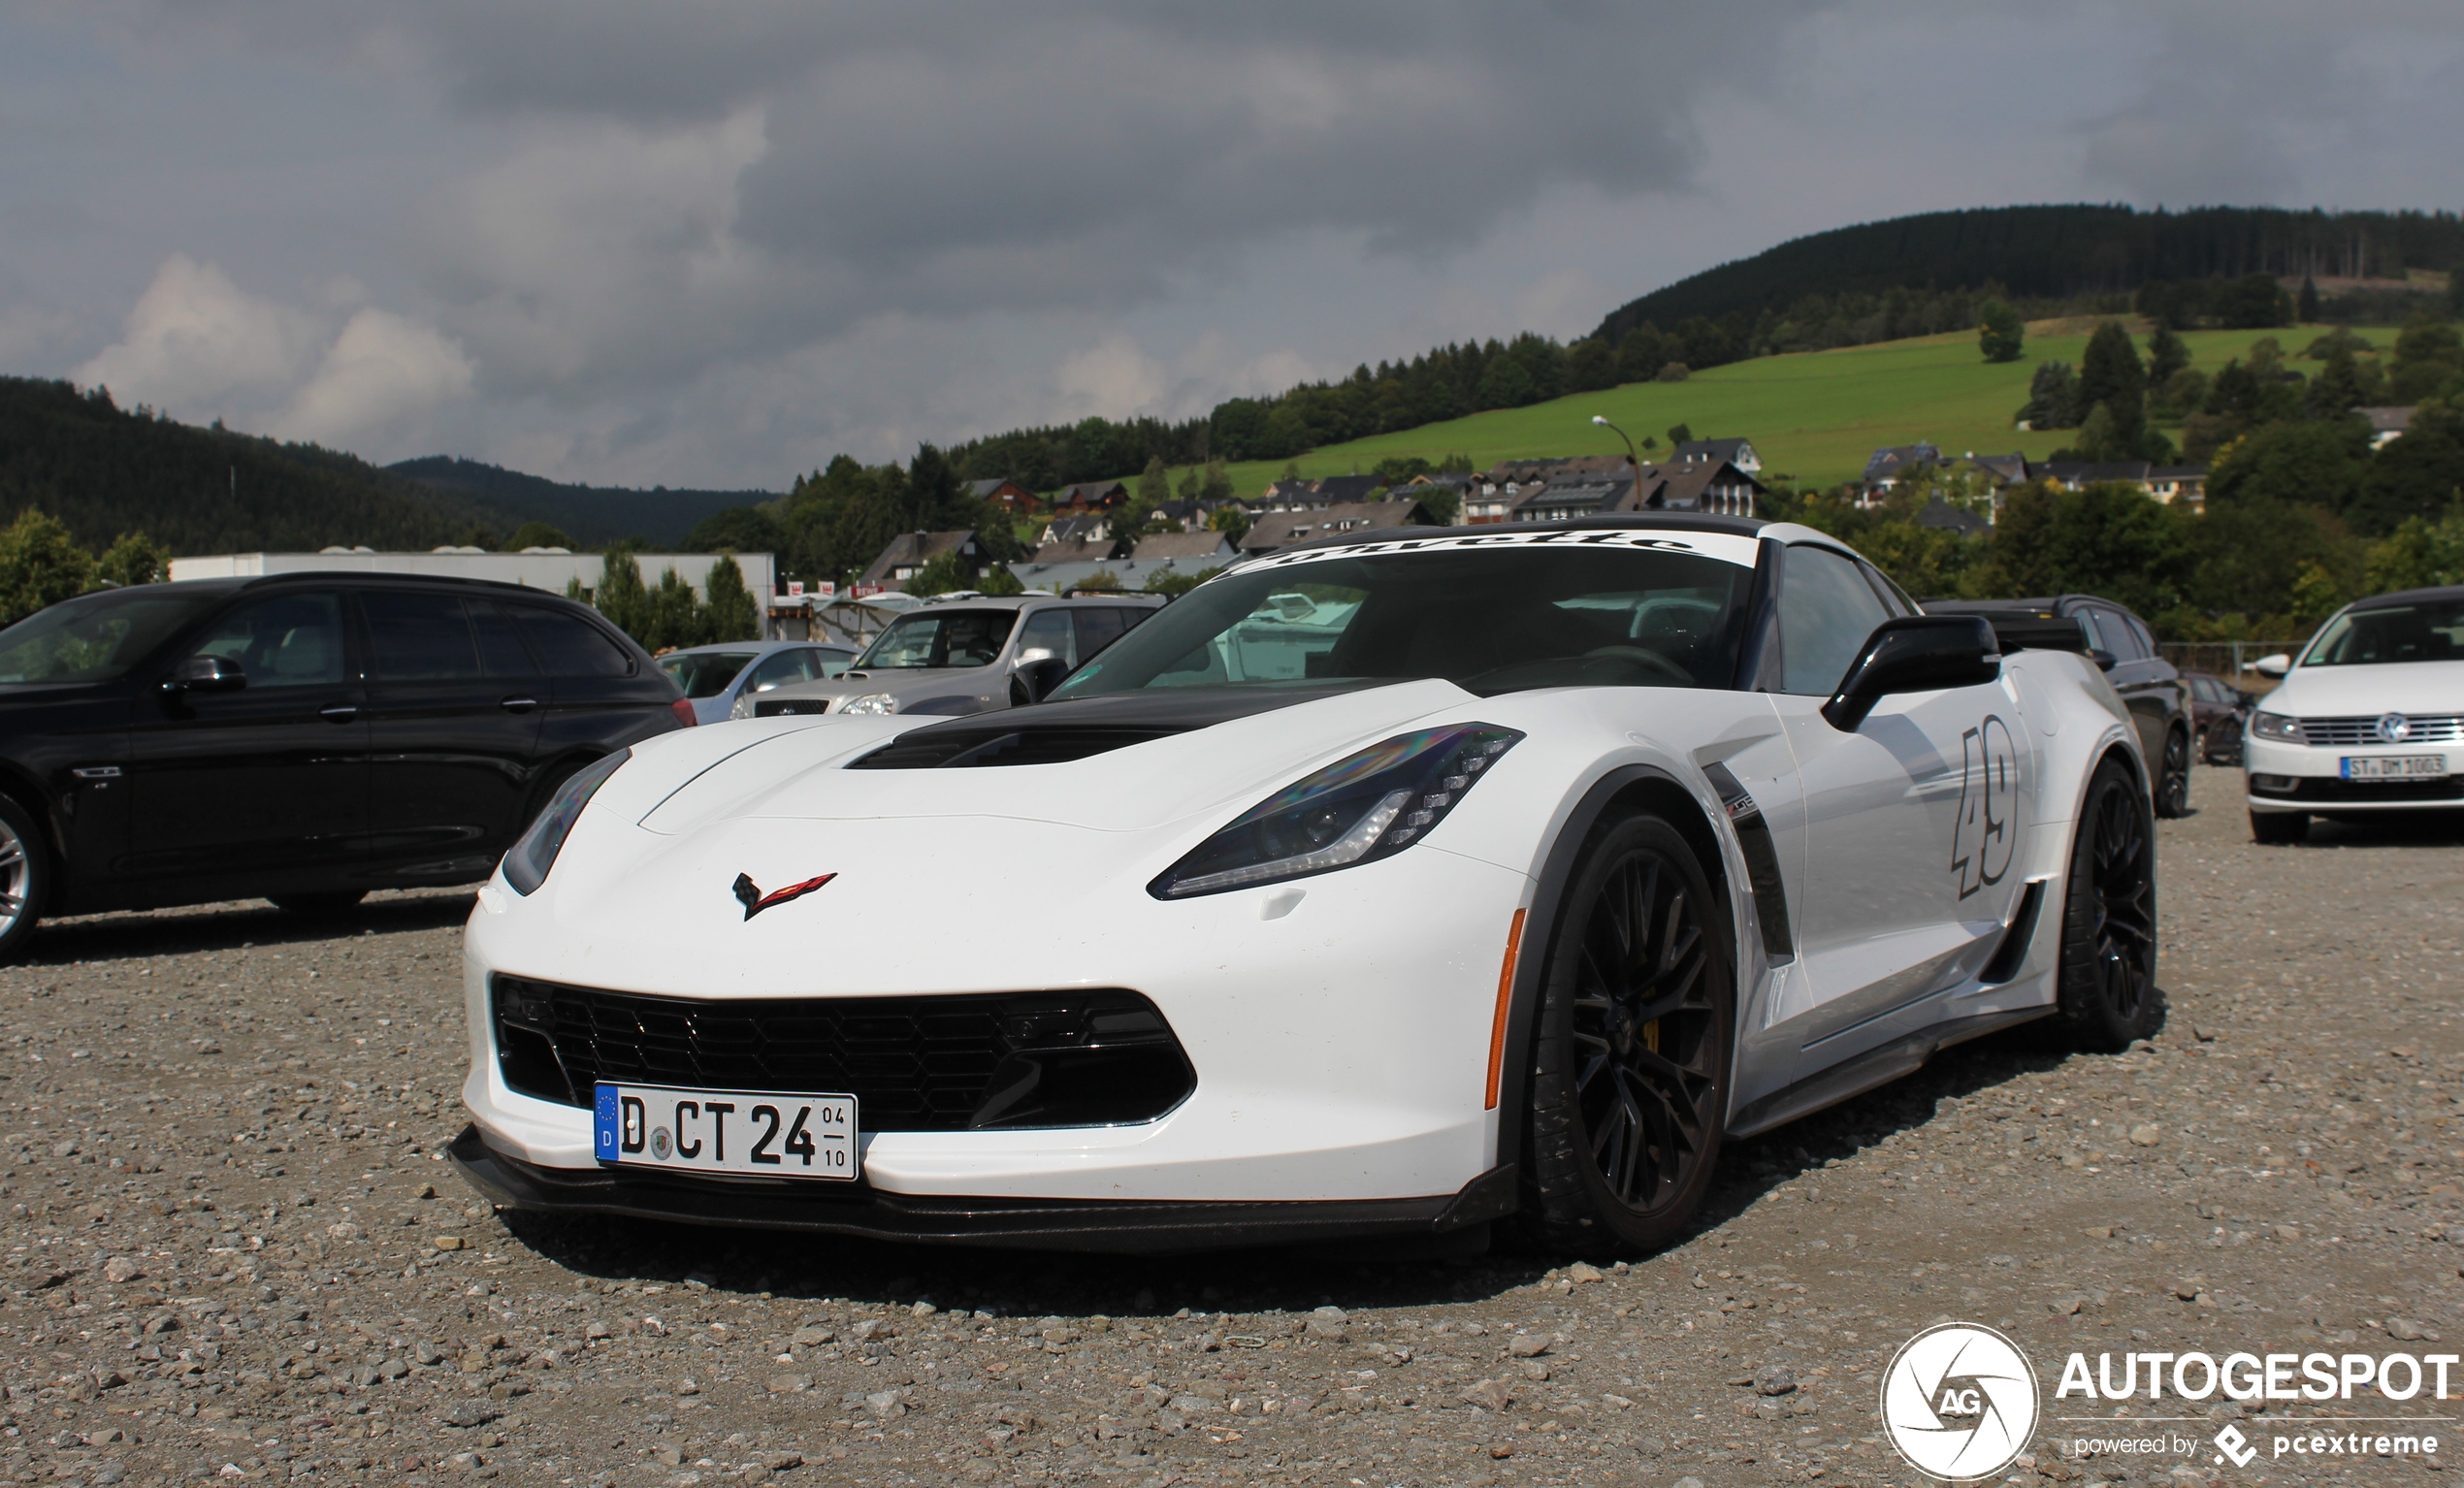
<box><xmin>6</xmin><ymin>766</ymin><xmax>2461</xmax><ymax>1488</ymax></box>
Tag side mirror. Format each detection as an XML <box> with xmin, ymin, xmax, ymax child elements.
<box><xmin>2087</xmin><ymin>648</ymin><xmax>2118</xmax><ymax>672</ymax></box>
<box><xmin>166</xmin><ymin>655</ymin><xmax>247</xmax><ymax>694</ymax></box>
<box><xmin>1016</xmin><ymin>647</ymin><xmax>1056</xmax><ymax>665</ymax></box>
<box><xmin>1822</xmin><ymin>616</ymin><xmax>1999</xmax><ymax>731</ymax></box>
<box><xmin>1011</xmin><ymin>656</ymin><xmax>1072</xmax><ymax>706</ymax></box>
<box><xmin>2252</xmin><ymin>653</ymin><xmax>2291</xmax><ymax>678</ymax></box>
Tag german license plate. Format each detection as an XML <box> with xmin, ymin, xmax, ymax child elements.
<box><xmin>2341</xmin><ymin>754</ymin><xmax>2448</xmax><ymax>781</ymax></box>
<box><xmin>593</xmin><ymin>1084</ymin><xmax>858</xmax><ymax>1181</ymax></box>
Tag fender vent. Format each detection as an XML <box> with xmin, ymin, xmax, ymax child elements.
<box><xmin>1979</xmin><ymin>879</ymin><xmax>2048</xmax><ymax>985</ymax></box>
<box><xmin>1702</xmin><ymin>760</ymin><xmax>1794</xmax><ymax>963</ymax></box>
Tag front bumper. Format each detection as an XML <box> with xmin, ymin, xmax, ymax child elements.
<box><xmin>449</xmin><ymin>1123</ymin><xmax>1516</xmax><ymax>1253</ymax></box>
<box><xmin>2244</xmin><ymin>736</ymin><xmax>2463</xmax><ymax>812</ymax></box>
<box><xmin>461</xmin><ymin>836</ymin><xmax>1537</xmax><ymax>1207</ymax></box>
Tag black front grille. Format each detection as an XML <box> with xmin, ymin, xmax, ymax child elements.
<box><xmin>492</xmin><ymin>978</ymin><xmax>1194</xmax><ymax>1131</ymax></box>
<box><xmin>2252</xmin><ymin>776</ymin><xmax>2464</xmax><ymax>803</ymax></box>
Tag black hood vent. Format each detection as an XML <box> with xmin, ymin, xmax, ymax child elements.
<box><xmin>844</xmin><ymin>682</ymin><xmax>1386</xmax><ymax>769</ymax></box>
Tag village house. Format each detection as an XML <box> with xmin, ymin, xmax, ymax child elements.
<box><xmin>1509</xmin><ymin>459</ymin><xmax>1767</xmax><ymax>522</ymax></box>
<box><xmin>1672</xmin><ymin>437</ymin><xmax>1761</xmax><ymax>473</ymax></box>
<box><xmin>859</xmin><ymin>530</ymin><xmax>983</xmax><ymax>593</ymax></box>
<box><xmin>1239</xmin><ymin>500</ymin><xmax>1439</xmax><ymax>554</ymax></box>
<box><xmin>2357</xmin><ymin>405</ymin><xmax>2415</xmax><ymax>449</ymax></box>
<box><xmin>965</xmin><ymin>477</ymin><xmax>1039</xmax><ymax>515</ymax></box>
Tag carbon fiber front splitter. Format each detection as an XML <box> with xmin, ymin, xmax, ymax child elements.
<box><xmin>447</xmin><ymin>1124</ymin><xmax>1516</xmax><ymax>1255</ymax></box>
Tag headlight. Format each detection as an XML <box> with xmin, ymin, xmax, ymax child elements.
<box><xmin>729</xmin><ymin>693</ymin><xmax>752</xmax><ymax>721</ymax></box>
<box><xmin>839</xmin><ymin>694</ymin><xmax>897</xmax><ymax>716</ymax></box>
<box><xmin>2250</xmin><ymin>711</ymin><xmax>2302</xmax><ymax>742</ymax></box>
<box><xmin>1149</xmin><ymin>724</ymin><xmax>1523</xmax><ymax>899</ymax></box>
<box><xmin>502</xmin><ymin>749</ymin><xmax>631</xmax><ymax>895</ymax></box>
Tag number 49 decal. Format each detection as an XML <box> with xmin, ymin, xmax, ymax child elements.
<box><xmin>1952</xmin><ymin>715</ymin><xmax>2019</xmax><ymax>899</ymax></box>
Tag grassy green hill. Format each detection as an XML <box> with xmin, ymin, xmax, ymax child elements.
<box><xmin>1209</xmin><ymin>321</ymin><xmax>2381</xmax><ymax>496</ymax></box>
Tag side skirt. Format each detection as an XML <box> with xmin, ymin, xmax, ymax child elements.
<box><xmin>1725</xmin><ymin>1005</ymin><xmax>2053</xmax><ymax>1140</ymax></box>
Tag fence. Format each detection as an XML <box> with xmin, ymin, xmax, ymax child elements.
<box><xmin>2157</xmin><ymin>641</ymin><xmax>2304</xmax><ymax>687</ymax></box>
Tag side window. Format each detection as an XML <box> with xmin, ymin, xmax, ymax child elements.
<box><xmin>362</xmin><ymin>592</ymin><xmax>482</xmax><ymax>681</ymax></box>
<box><xmin>1014</xmin><ymin>610</ymin><xmax>1077</xmax><ymax>667</ymax></box>
<box><xmin>1075</xmin><ymin>607</ymin><xmax>1129</xmax><ymax>658</ymax></box>
<box><xmin>469</xmin><ymin>600</ymin><xmax>539</xmax><ymax>677</ymax></box>
<box><xmin>509</xmin><ymin>605</ymin><xmax>633</xmax><ymax>678</ymax></box>
<box><xmin>188</xmin><ymin>593</ymin><xmax>345</xmax><ymax>688</ymax></box>
<box><xmin>1776</xmin><ymin>545</ymin><xmax>1891</xmax><ymax>695</ymax></box>
<box><xmin>2093</xmin><ymin>607</ymin><xmax>2151</xmax><ymax>662</ymax></box>
<box><xmin>2073</xmin><ymin>609</ymin><xmax>2107</xmax><ymax>653</ymax></box>
<box><xmin>743</xmin><ymin>649</ymin><xmax>820</xmax><ymax>694</ymax></box>
<box><xmin>1858</xmin><ymin>560</ymin><xmax>1916</xmax><ymax>617</ymax></box>
<box><xmin>2126</xmin><ymin>615</ymin><xmax>2159</xmax><ymax>663</ymax></box>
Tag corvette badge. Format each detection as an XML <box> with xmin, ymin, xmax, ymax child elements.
<box><xmin>732</xmin><ymin>871</ymin><xmax>836</xmax><ymax>921</ymax></box>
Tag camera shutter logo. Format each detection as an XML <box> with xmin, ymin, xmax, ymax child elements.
<box><xmin>1880</xmin><ymin>1322</ymin><xmax>2040</xmax><ymax>1480</ymax></box>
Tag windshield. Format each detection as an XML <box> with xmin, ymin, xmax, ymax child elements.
<box><xmin>854</xmin><ymin>610</ymin><xmax>1018</xmax><ymax>669</ymax></box>
<box><xmin>1048</xmin><ymin>535</ymin><xmax>1756</xmax><ymax>698</ymax></box>
<box><xmin>658</xmin><ymin>650</ymin><xmax>759</xmax><ymax>697</ymax></box>
<box><xmin>0</xmin><ymin>589</ymin><xmax>219</xmax><ymax>684</ymax></box>
<box><xmin>2301</xmin><ymin>598</ymin><xmax>2464</xmax><ymax>666</ymax></box>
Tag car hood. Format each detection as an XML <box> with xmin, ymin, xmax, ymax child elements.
<box><xmin>510</xmin><ymin>681</ymin><xmax>1491</xmax><ymax>983</ymax></box>
<box><xmin>631</xmin><ymin>679</ymin><xmax>1470</xmax><ymax>838</ymax></box>
<box><xmin>2263</xmin><ymin>662</ymin><xmax>2464</xmax><ymax>717</ymax></box>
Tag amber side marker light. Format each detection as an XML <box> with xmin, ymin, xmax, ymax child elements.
<box><xmin>1484</xmin><ymin>909</ymin><xmax>1526</xmax><ymax>1110</ymax></box>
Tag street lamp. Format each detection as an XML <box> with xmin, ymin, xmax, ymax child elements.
<box><xmin>1592</xmin><ymin>415</ymin><xmax>1650</xmax><ymax>510</ymax></box>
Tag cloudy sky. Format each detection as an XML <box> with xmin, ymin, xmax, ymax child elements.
<box><xmin>5</xmin><ymin>1</ymin><xmax>2460</xmax><ymax>489</ymax></box>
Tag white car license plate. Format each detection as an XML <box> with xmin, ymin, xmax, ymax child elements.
<box><xmin>593</xmin><ymin>1084</ymin><xmax>858</xmax><ymax>1181</ymax></box>
<box><xmin>2341</xmin><ymin>754</ymin><xmax>2448</xmax><ymax>781</ymax></box>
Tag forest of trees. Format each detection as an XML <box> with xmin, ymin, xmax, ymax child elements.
<box><xmin>1788</xmin><ymin>314</ymin><xmax>2464</xmax><ymax>638</ymax></box>
<box><xmin>1594</xmin><ymin>205</ymin><xmax>2464</xmax><ymax>340</ymax></box>
<box><xmin>0</xmin><ymin>377</ymin><xmax>498</xmax><ymax>555</ymax></box>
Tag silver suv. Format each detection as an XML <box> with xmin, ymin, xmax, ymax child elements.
<box><xmin>748</xmin><ymin>594</ymin><xmax>1165</xmax><ymax>719</ymax></box>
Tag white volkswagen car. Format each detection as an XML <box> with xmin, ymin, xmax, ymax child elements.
<box><xmin>2244</xmin><ymin>585</ymin><xmax>2464</xmax><ymax>843</ymax></box>
<box><xmin>450</xmin><ymin>517</ymin><xmax>2157</xmax><ymax>1254</ymax></box>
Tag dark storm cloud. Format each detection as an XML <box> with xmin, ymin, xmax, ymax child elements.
<box><xmin>23</xmin><ymin>0</ymin><xmax>2464</xmax><ymax>484</ymax></box>
<box><xmin>78</xmin><ymin>1</ymin><xmax>1815</xmax><ymax>394</ymax></box>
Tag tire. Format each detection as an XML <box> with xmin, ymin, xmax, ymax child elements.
<box><xmin>2051</xmin><ymin>760</ymin><xmax>2161</xmax><ymax>1051</ymax></box>
<box><xmin>269</xmin><ymin>891</ymin><xmax>367</xmax><ymax>918</ymax></box>
<box><xmin>2153</xmin><ymin>727</ymin><xmax>2191</xmax><ymax>819</ymax></box>
<box><xmin>2250</xmin><ymin>810</ymin><xmax>2309</xmax><ymax>845</ymax></box>
<box><xmin>0</xmin><ymin>794</ymin><xmax>50</xmax><ymax>965</ymax></box>
<box><xmin>1519</xmin><ymin>814</ymin><xmax>1734</xmax><ymax>1255</ymax></box>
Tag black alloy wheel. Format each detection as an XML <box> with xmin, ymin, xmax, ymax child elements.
<box><xmin>1522</xmin><ymin>815</ymin><xmax>1733</xmax><ymax>1253</ymax></box>
<box><xmin>2052</xmin><ymin>759</ymin><xmax>2161</xmax><ymax>1050</ymax></box>
<box><xmin>2154</xmin><ymin>728</ymin><xmax>2191</xmax><ymax>819</ymax></box>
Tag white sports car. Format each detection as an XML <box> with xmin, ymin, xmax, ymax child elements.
<box><xmin>451</xmin><ymin>516</ymin><xmax>2159</xmax><ymax>1254</ymax></box>
<box><xmin>2243</xmin><ymin>584</ymin><xmax>2464</xmax><ymax>844</ymax></box>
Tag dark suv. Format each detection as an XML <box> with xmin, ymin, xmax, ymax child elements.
<box><xmin>0</xmin><ymin>573</ymin><xmax>687</xmax><ymax>958</ymax></box>
<box><xmin>1923</xmin><ymin>594</ymin><xmax>2193</xmax><ymax>818</ymax></box>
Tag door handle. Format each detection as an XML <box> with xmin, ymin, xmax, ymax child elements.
<box><xmin>500</xmin><ymin>695</ymin><xmax>539</xmax><ymax>714</ymax></box>
<box><xmin>318</xmin><ymin>704</ymin><xmax>360</xmax><ymax>723</ymax></box>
